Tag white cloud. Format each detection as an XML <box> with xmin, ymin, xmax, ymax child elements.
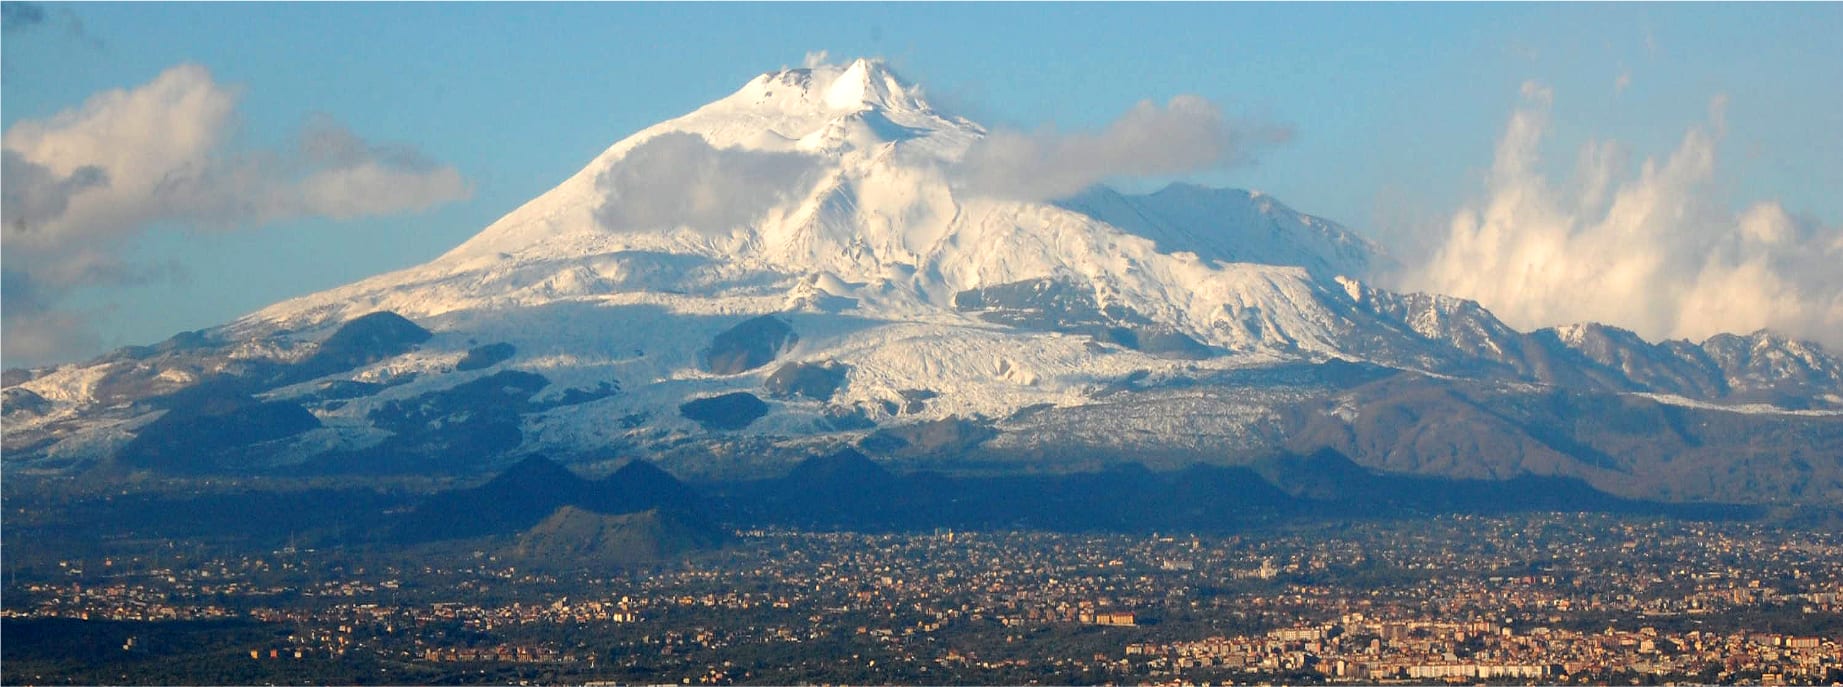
<box><xmin>3</xmin><ymin>65</ymin><xmax>469</xmax><ymax>238</ymax></box>
<box><xmin>594</xmin><ymin>132</ymin><xmax>824</xmax><ymax>235</ymax></box>
<box><xmin>1</xmin><ymin>63</ymin><xmax>471</xmax><ymax>365</ymax></box>
<box><xmin>951</xmin><ymin>95</ymin><xmax>1291</xmax><ymax>202</ymax></box>
<box><xmin>1405</xmin><ymin>83</ymin><xmax>1843</xmax><ymax>349</ymax></box>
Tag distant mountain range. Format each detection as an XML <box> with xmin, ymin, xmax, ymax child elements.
<box><xmin>406</xmin><ymin>451</ymin><xmax>1754</xmax><ymax>550</ymax></box>
<box><xmin>5</xmin><ymin>59</ymin><xmax>1840</xmax><ymax>507</ymax></box>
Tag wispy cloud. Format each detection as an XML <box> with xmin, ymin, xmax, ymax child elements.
<box><xmin>2</xmin><ymin>1</ymin><xmax>101</xmax><ymax>48</ymax></box>
<box><xmin>594</xmin><ymin>132</ymin><xmax>824</xmax><ymax>236</ymax></box>
<box><xmin>951</xmin><ymin>95</ymin><xmax>1291</xmax><ymax>202</ymax></box>
<box><xmin>1405</xmin><ymin>82</ymin><xmax>1843</xmax><ymax>349</ymax></box>
<box><xmin>1</xmin><ymin>63</ymin><xmax>471</xmax><ymax>365</ymax></box>
<box><xmin>1</xmin><ymin>2</ymin><xmax>48</xmax><ymax>31</ymax></box>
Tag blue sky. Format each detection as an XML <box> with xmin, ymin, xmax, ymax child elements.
<box><xmin>3</xmin><ymin>2</ymin><xmax>1840</xmax><ymax>366</ymax></box>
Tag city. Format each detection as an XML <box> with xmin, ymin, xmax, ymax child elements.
<box><xmin>6</xmin><ymin>513</ymin><xmax>1840</xmax><ymax>685</ymax></box>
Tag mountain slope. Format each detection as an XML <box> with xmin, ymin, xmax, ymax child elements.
<box><xmin>5</xmin><ymin>58</ymin><xmax>1841</xmax><ymax>506</ymax></box>
<box><xmin>1059</xmin><ymin>184</ymin><xmax>1392</xmax><ymax>281</ymax></box>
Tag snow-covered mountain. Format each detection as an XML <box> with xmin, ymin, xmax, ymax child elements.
<box><xmin>6</xmin><ymin>59</ymin><xmax>1841</xmax><ymax>504</ymax></box>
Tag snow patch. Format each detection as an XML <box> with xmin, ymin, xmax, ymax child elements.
<box><xmin>1633</xmin><ymin>392</ymin><xmax>1843</xmax><ymax>417</ymax></box>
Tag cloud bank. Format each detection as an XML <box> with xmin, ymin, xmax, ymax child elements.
<box><xmin>594</xmin><ymin>132</ymin><xmax>824</xmax><ymax>235</ymax></box>
<box><xmin>953</xmin><ymin>95</ymin><xmax>1291</xmax><ymax>202</ymax></box>
<box><xmin>1406</xmin><ymin>82</ymin><xmax>1843</xmax><ymax>349</ymax></box>
<box><xmin>2</xmin><ymin>64</ymin><xmax>470</xmax><ymax>365</ymax></box>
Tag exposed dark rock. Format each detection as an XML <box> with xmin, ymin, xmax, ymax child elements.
<box><xmin>764</xmin><ymin>361</ymin><xmax>849</xmax><ymax>401</ymax></box>
<box><xmin>859</xmin><ymin>416</ymin><xmax>997</xmax><ymax>458</ymax></box>
<box><xmin>1089</xmin><ymin>370</ymin><xmax>1152</xmax><ymax>398</ymax></box>
<box><xmin>100</xmin><ymin>329</ymin><xmax>218</xmax><ymax>364</ymax></box>
<box><xmin>953</xmin><ymin>277</ymin><xmax>1137</xmax><ymax>329</ymax></box>
<box><xmin>679</xmin><ymin>392</ymin><xmax>769</xmax><ymax>431</ymax></box>
<box><xmin>351</xmin><ymin>370</ymin><xmax>551</xmax><ymax>469</ymax></box>
<box><xmin>703</xmin><ymin>315</ymin><xmax>796</xmax><ymax>374</ymax></box>
<box><xmin>3</xmin><ymin>368</ymin><xmax>37</xmax><ymax>388</ymax></box>
<box><xmin>309</xmin><ymin>380</ymin><xmax>388</xmax><ymax>403</ymax></box>
<box><xmin>117</xmin><ymin>395</ymin><xmax>321</xmax><ymax>473</ymax></box>
<box><xmin>94</xmin><ymin>358</ymin><xmax>274</xmax><ymax>410</ymax></box>
<box><xmin>454</xmin><ymin>342</ymin><xmax>516</xmax><ymax>371</ymax></box>
<box><xmin>897</xmin><ymin>389</ymin><xmax>937</xmax><ymax>414</ymax></box>
<box><xmin>302</xmin><ymin>375</ymin><xmax>416</xmax><ymax>412</ymax></box>
<box><xmin>1134</xmin><ymin>328</ymin><xmax>1216</xmax><ymax>360</ymax></box>
<box><xmin>2</xmin><ymin>387</ymin><xmax>52</xmax><ymax>417</ymax></box>
<box><xmin>820</xmin><ymin>406</ymin><xmax>877</xmax><ymax>431</ymax></box>
<box><xmin>294</xmin><ymin>312</ymin><xmax>432</xmax><ymax>380</ymax></box>
<box><xmin>954</xmin><ymin>278</ymin><xmax>1213</xmax><ymax>359</ymax></box>
<box><xmin>1004</xmin><ymin>403</ymin><xmax>1056</xmax><ymax>423</ymax></box>
<box><xmin>531</xmin><ymin>380</ymin><xmax>621</xmax><ymax>412</ymax></box>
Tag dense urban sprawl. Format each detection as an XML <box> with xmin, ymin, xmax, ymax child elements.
<box><xmin>5</xmin><ymin>513</ymin><xmax>1840</xmax><ymax>685</ymax></box>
